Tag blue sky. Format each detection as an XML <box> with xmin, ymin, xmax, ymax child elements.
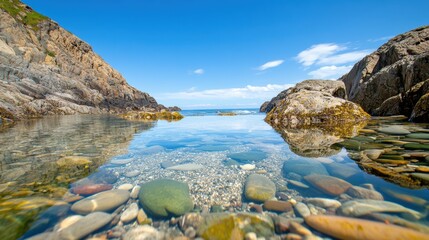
<box><xmin>23</xmin><ymin>0</ymin><xmax>429</xmax><ymax>109</ymax></box>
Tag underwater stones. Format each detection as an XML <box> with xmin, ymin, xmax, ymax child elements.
<box><xmin>121</xmin><ymin>202</ymin><xmax>139</xmax><ymax>223</ymax></box>
<box><xmin>56</xmin><ymin>156</ymin><xmax>91</xmax><ymax>168</ymax></box>
<box><xmin>378</xmin><ymin>126</ymin><xmax>411</xmax><ymax>135</ymax></box>
<box><xmin>282</xmin><ymin>158</ymin><xmax>329</xmax><ymax>177</ymax></box>
<box><xmin>228</xmin><ymin>150</ymin><xmax>267</xmax><ymax>164</ymax></box>
<box><xmin>263</xmin><ymin>200</ymin><xmax>293</xmax><ymax>212</ymax></box>
<box><xmin>410</xmin><ymin>173</ymin><xmax>429</xmax><ymax>183</ymax></box>
<box><xmin>122</xmin><ymin>225</ymin><xmax>160</xmax><ymax>240</ymax></box>
<box><xmin>59</xmin><ymin>212</ymin><xmax>112</xmax><ymax>240</ymax></box>
<box><xmin>198</xmin><ymin>213</ymin><xmax>274</xmax><ymax>239</ymax></box>
<box><xmin>304</xmin><ymin>198</ymin><xmax>341</xmax><ymax>209</ymax></box>
<box><xmin>406</xmin><ymin>133</ymin><xmax>429</xmax><ymax>139</ymax></box>
<box><xmin>166</xmin><ymin>163</ymin><xmax>204</xmax><ymax>171</ymax></box>
<box><xmin>404</xmin><ymin>143</ymin><xmax>429</xmax><ymax>151</ymax></box>
<box><xmin>288</xmin><ymin>180</ymin><xmax>309</xmax><ymax>189</ymax></box>
<box><xmin>71</xmin><ymin>189</ymin><xmax>130</xmax><ymax>215</ymax></box>
<box><xmin>138</xmin><ymin>179</ymin><xmax>193</xmax><ymax>217</ymax></box>
<box><xmin>346</xmin><ymin>186</ymin><xmax>384</xmax><ymax>200</ymax></box>
<box><xmin>305</xmin><ymin>215</ymin><xmax>429</xmax><ymax>240</ymax></box>
<box><xmin>244</xmin><ymin>174</ymin><xmax>276</xmax><ymax>202</ymax></box>
<box><xmin>240</xmin><ymin>164</ymin><xmax>256</xmax><ymax>171</ymax></box>
<box><xmin>124</xmin><ymin>170</ymin><xmax>140</xmax><ymax>178</ymax></box>
<box><xmin>71</xmin><ymin>183</ymin><xmax>113</xmax><ymax>195</ymax></box>
<box><xmin>304</xmin><ymin>175</ymin><xmax>352</xmax><ymax>196</ymax></box>
<box><xmin>325</xmin><ymin>163</ymin><xmax>359</xmax><ymax>179</ymax></box>
<box><xmin>294</xmin><ymin>202</ymin><xmax>311</xmax><ymax>218</ymax></box>
<box><xmin>118</xmin><ymin>183</ymin><xmax>134</xmax><ymax>191</ymax></box>
<box><xmin>110</xmin><ymin>158</ymin><xmax>134</xmax><ymax>165</ymax></box>
<box><xmin>337</xmin><ymin>199</ymin><xmax>421</xmax><ymax>219</ymax></box>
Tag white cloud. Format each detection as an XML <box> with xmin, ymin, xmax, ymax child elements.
<box><xmin>368</xmin><ymin>36</ymin><xmax>393</xmax><ymax>42</ymax></box>
<box><xmin>193</xmin><ymin>68</ymin><xmax>204</xmax><ymax>75</ymax></box>
<box><xmin>257</xmin><ymin>60</ymin><xmax>284</xmax><ymax>71</ymax></box>
<box><xmin>296</xmin><ymin>43</ymin><xmax>371</xmax><ymax>66</ymax></box>
<box><xmin>159</xmin><ymin>84</ymin><xmax>294</xmax><ymax>100</ymax></box>
<box><xmin>308</xmin><ymin>65</ymin><xmax>352</xmax><ymax>79</ymax></box>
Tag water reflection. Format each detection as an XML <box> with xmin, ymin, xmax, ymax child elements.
<box><xmin>0</xmin><ymin>115</ymin><xmax>154</xmax><ymax>240</ymax></box>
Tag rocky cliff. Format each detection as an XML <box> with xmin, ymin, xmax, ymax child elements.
<box><xmin>0</xmin><ymin>0</ymin><xmax>163</xmax><ymax>121</ymax></box>
<box><xmin>340</xmin><ymin>26</ymin><xmax>429</xmax><ymax>121</ymax></box>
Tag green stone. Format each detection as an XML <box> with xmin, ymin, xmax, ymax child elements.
<box><xmin>198</xmin><ymin>213</ymin><xmax>274</xmax><ymax>239</ymax></box>
<box><xmin>378</xmin><ymin>154</ymin><xmax>404</xmax><ymax>160</ymax></box>
<box><xmin>228</xmin><ymin>150</ymin><xmax>267</xmax><ymax>164</ymax></box>
<box><xmin>406</xmin><ymin>133</ymin><xmax>429</xmax><ymax>140</ymax></box>
<box><xmin>404</xmin><ymin>143</ymin><xmax>429</xmax><ymax>151</ymax></box>
<box><xmin>244</xmin><ymin>174</ymin><xmax>276</xmax><ymax>202</ymax></box>
<box><xmin>138</xmin><ymin>179</ymin><xmax>193</xmax><ymax>218</ymax></box>
<box><xmin>410</xmin><ymin>173</ymin><xmax>429</xmax><ymax>183</ymax></box>
<box><xmin>378</xmin><ymin>126</ymin><xmax>411</xmax><ymax>135</ymax></box>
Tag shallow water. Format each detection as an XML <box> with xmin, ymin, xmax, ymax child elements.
<box><xmin>0</xmin><ymin>111</ymin><xmax>428</xmax><ymax>239</ymax></box>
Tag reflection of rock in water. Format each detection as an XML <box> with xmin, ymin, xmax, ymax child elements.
<box><xmin>274</xmin><ymin>122</ymin><xmax>367</xmax><ymax>158</ymax></box>
<box><xmin>0</xmin><ymin>115</ymin><xmax>154</xmax><ymax>189</ymax></box>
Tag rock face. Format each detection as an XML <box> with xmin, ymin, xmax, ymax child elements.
<box><xmin>340</xmin><ymin>26</ymin><xmax>429</xmax><ymax>121</ymax></box>
<box><xmin>265</xmin><ymin>80</ymin><xmax>370</xmax><ymax>128</ymax></box>
<box><xmin>260</xmin><ymin>79</ymin><xmax>347</xmax><ymax>113</ymax></box>
<box><xmin>0</xmin><ymin>1</ymin><xmax>163</xmax><ymax>121</ymax></box>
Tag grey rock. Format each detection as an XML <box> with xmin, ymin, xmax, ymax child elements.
<box><xmin>294</xmin><ymin>202</ymin><xmax>311</xmax><ymax>218</ymax></box>
<box><xmin>346</xmin><ymin>186</ymin><xmax>384</xmax><ymax>200</ymax></box>
<box><xmin>59</xmin><ymin>212</ymin><xmax>112</xmax><ymax>240</ymax></box>
<box><xmin>71</xmin><ymin>189</ymin><xmax>130</xmax><ymax>214</ymax></box>
<box><xmin>121</xmin><ymin>203</ymin><xmax>139</xmax><ymax>223</ymax></box>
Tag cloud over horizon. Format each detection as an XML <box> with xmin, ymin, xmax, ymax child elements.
<box><xmin>257</xmin><ymin>60</ymin><xmax>284</xmax><ymax>71</ymax></box>
<box><xmin>193</xmin><ymin>68</ymin><xmax>205</xmax><ymax>75</ymax></box>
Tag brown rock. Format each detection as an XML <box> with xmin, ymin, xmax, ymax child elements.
<box><xmin>304</xmin><ymin>174</ymin><xmax>352</xmax><ymax>196</ymax></box>
<box><xmin>289</xmin><ymin>222</ymin><xmax>312</xmax><ymax>236</ymax></box>
<box><xmin>263</xmin><ymin>200</ymin><xmax>293</xmax><ymax>212</ymax></box>
<box><xmin>71</xmin><ymin>184</ymin><xmax>113</xmax><ymax>195</ymax></box>
<box><xmin>346</xmin><ymin>186</ymin><xmax>384</xmax><ymax>200</ymax></box>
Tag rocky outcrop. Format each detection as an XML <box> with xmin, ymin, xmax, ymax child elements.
<box><xmin>0</xmin><ymin>1</ymin><xmax>164</xmax><ymax>121</ymax></box>
<box><xmin>260</xmin><ymin>79</ymin><xmax>347</xmax><ymax>113</ymax></box>
<box><xmin>340</xmin><ymin>25</ymin><xmax>429</xmax><ymax>122</ymax></box>
<box><xmin>265</xmin><ymin>80</ymin><xmax>369</xmax><ymax>128</ymax></box>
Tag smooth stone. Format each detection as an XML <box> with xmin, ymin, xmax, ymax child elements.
<box><xmin>288</xmin><ymin>180</ymin><xmax>309</xmax><ymax>189</ymax></box>
<box><xmin>123</xmin><ymin>225</ymin><xmax>160</xmax><ymax>240</ymax></box>
<box><xmin>124</xmin><ymin>170</ymin><xmax>140</xmax><ymax>178</ymax></box>
<box><xmin>59</xmin><ymin>212</ymin><xmax>113</xmax><ymax>240</ymax></box>
<box><xmin>137</xmin><ymin>208</ymin><xmax>149</xmax><ymax>225</ymax></box>
<box><xmin>363</xmin><ymin>149</ymin><xmax>384</xmax><ymax>160</ymax></box>
<box><xmin>416</xmin><ymin>166</ymin><xmax>429</xmax><ymax>173</ymax></box>
<box><xmin>282</xmin><ymin>158</ymin><xmax>329</xmax><ymax>177</ymax></box>
<box><xmin>138</xmin><ymin>179</ymin><xmax>193</xmax><ymax>217</ymax></box>
<box><xmin>410</xmin><ymin>173</ymin><xmax>429</xmax><ymax>182</ymax></box>
<box><xmin>378</xmin><ymin>125</ymin><xmax>411</xmax><ymax>135</ymax></box>
<box><xmin>289</xmin><ymin>222</ymin><xmax>312</xmax><ymax>236</ymax></box>
<box><xmin>346</xmin><ymin>186</ymin><xmax>384</xmax><ymax>200</ymax></box>
<box><xmin>294</xmin><ymin>202</ymin><xmax>311</xmax><ymax>218</ymax></box>
<box><xmin>379</xmin><ymin>154</ymin><xmax>404</xmax><ymax>160</ymax></box>
<box><xmin>404</xmin><ymin>143</ymin><xmax>429</xmax><ymax>151</ymax></box>
<box><xmin>305</xmin><ymin>215</ymin><xmax>429</xmax><ymax>240</ymax></box>
<box><xmin>326</xmin><ymin>163</ymin><xmax>359</xmax><ymax>179</ymax></box>
<box><xmin>263</xmin><ymin>200</ymin><xmax>293</xmax><ymax>212</ymax></box>
<box><xmin>240</xmin><ymin>164</ymin><xmax>256</xmax><ymax>170</ymax></box>
<box><xmin>198</xmin><ymin>213</ymin><xmax>274</xmax><ymax>239</ymax></box>
<box><xmin>383</xmin><ymin>189</ymin><xmax>428</xmax><ymax>206</ymax></box>
<box><xmin>166</xmin><ymin>163</ymin><xmax>204</xmax><ymax>171</ymax></box>
<box><xmin>121</xmin><ymin>203</ymin><xmax>139</xmax><ymax>223</ymax></box>
<box><xmin>228</xmin><ymin>150</ymin><xmax>268</xmax><ymax>164</ymax></box>
<box><xmin>305</xmin><ymin>198</ymin><xmax>341</xmax><ymax>208</ymax></box>
<box><xmin>286</xmin><ymin>172</ymin><xmax>303</xmax><ymax>181</ymax></box>
<box><xmin>26</xmin><ymin>232</ymin><xmax>59</xmax><ymax>240</ymax></box>
<box><xmin>130</xmin><ymin>186</ymin><xmax>141</xmax><ymax>199</ymax></box>
<box><xmin>244</xmin><ymin>174</ymin><xmax>276</xmax><ymax>202</ymax></box>
<box><xmin>118</xmin><ymin>183</ymin><xmax>134</xmax><ymax>191</ymax></box>
<box><xmin>111</xmin><ymin>158</ymin><xmax>133</xmax><ymax>165</ymax></box>
<box><xmin>71</xmin><ymin>184</ymin><xmax>113</xmax><ymax>195</ymax></box>
<box><xmin>366</xmin><ymin>213</ymin><xmax>429</xmax><ymax>234</ymax></box>
<box><xmin>58</xmin><ymin>215</ymin><xmax>83</xmax><ymax>231</ymax></box>
<box><xmin>71</xmin><ymin>189</ymin><xmax>130</xmax><ymax>215</ymax></box>
<box><xmin>338</xmin><ymin>199</ymin><xmax>422</xmax><ymax>220</ymax></box>
<box><xmin>304</xmin><ymin>174</ymin><xmax>352</xmax><ymax>196</ymax></box>
<box><xmin>406</xmin><ymin>133</ymin><xmax>429</xmax><ymax>140</ymax></box>
<box><xmin>245</xmin><ymin>232</ymin><xmax>257</xmax><ymax>240</ymax></box>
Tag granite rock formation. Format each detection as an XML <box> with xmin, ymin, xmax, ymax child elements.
<box><xmin>0</xmin><ymin>0</ymin><xmax>163</xmax><ymax>121</ymax></box>
<box><xmin>340</xmin><ymin>26</ymin><xmax>429</xmax><ymax>122</ymax></box>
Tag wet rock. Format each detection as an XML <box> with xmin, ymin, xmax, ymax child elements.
<box><xmin>71</xmin><ymin>189</ymin><xmax>130</xmax><ymax>214</ymax></box>
<box><xmin>378</xmin><ymin>126</ymin><xmax>411</xmax><ymax>135</ymax></box>
<box><xmin>288</xmin><ymin>180</ymin><xmax>309</xmax><ymax>189</ymax></box>
<box><xmin>88</xmin><ymin>169</ymin><xmax>118</xmax><ymax>184</ymax></box>
<box><xmin>197</xmin><ymin>213</ymin><xmax>274</xmax><ymax>239</ymax></box>
<box><xmin>111</xmin><ymin>158</ymin><xmax>134</xmax><ymax>165</ymax></box>
<box><xmin>124</xmin><ymin>170</ymin><xmax>140</xmax><ymax>178</ymax></box>
<box><xmin>121</xmin><ymin>203</ymin><xmax>139</xmax><ymax>223</ymax></box>
<box><xmin>282</xmin><ymin>159</ymin><xmax>329</xmax><ymax>177</ymax></box>
<box><xmin>244</xmin><ymin>174</ymin><xmax>276</xmax><ymax>202</ymax></box>
<box><xmin>406</xmin><ymin>133</ymin><xmax>429</xmax><ymax>140</ymax></box>
<box><xmin>118</xmin><ymin>183</ymin><xmax>134</xmax><ymax>191</ymax></box>
<box><xmin>59</xmin><ymin>212</ymin><xmax>112</xmax><ymax>239</ymax></box>
<box><xmin>416</xmin><ymin>166</ymin><xmax>429</xmax><ymax>173</ymax></box>
<box><xmin>410</xmin><ymin>172</ymin><xmax>429</xmax><ymax>182</ymax></box>
<box><xmin>138</xmin><ymin>179</ymin><xmax>193</xmax><ymax>217</ymax></box>
<box><xmin>123</xmin><ymin>225</ymin><xmax>160</xmax><ymax>240</ymax></box>
<box><xmin>57</xmin><ymin>215</ymin><xmax>83</xmax><ymax>231</ymax></box>
<box><xmin>185</xmin><ymin>227</ymin><xmax>197</xmax><ymax>238</ymax></box>
<box><xmin>403</xmin><ymin>143</ymin><xmax>429</xmax><ymax>151</ymax></box>
<box><xmin>263</xmin><ymin>200</ymin><xmax>293</xmax><ymax>212</ymax></box>
<box><xmin>337</xmin><ymin>199</ymin><xmax>422</xmax><ymax>219</ymax></box>
<box><xmin>363</xmin><ymin>149</ymin><xmax>384</xmax><ymax>160</ymax></box>
<box><xmin>166</xmin><ymin>163</ymin><xmax>204</xmax><ymax>171</ymax></box>
<box><xmin>285</xmin><ymin>172</ymin><xmax>303</xmax><ymax>181</ymax></box>
<box><xmin>71</xmin><ymin>184</ymin><xmax>113</xmax><ymax>195</ymax></box>
<box><xmin>304</xmin><ymin>174</ymin><xmax>352</xmax><ymax>196</ymax></box>
<box><xmin>137</xmin><ymin>209</ymin><xmax>150</xmax><ymax>225</ymax></box>
<box><xmin>228</xmin><ymin>150</ymin><xmax>267</xmax><ymax>164</ymax></box>
<box><xmin>289</xmin><ymin>222</ymin><xmax>312</xmax><ymax>236</ymax></box>
<box><xmin>56</xmin><ymin>156</ymin><xmax>92</xmax><ymax>168</ymax></box>
<box><xmin>346</xmin><ymin>186</ymin><xmax>384</xmax><ymax>200</ymax></box>
<box><xmin>304</xmin><ymin>198</ymin><xmax>341</xmax><ymax>209</ymax></box>
<box><xmin>305</xmin><ymin>215</ymin><xmax>429</xmax><ymax>240</ymax></box>
<box><xmin>294</xmin><ymin>202</ymin><xmax>311</xmax><ymax>218</ymax></box>
<box><xmin>366</xmin><ymin>213</ymin><xmax>429</xmax><ymax>234</ymax></box>
<box><xmin>325</xmin><ymin>163</ymin><xmax>359</xmax><ymax>179</ymax></box>
<box><xmin>130</xmin><ymin>185</ymin><xmax>141</xmax><ymax>199</ymax></box>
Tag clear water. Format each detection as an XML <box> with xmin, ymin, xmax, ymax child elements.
<box><xmin>0</xmin><ymin>110</ymin><xmax>428</xmax><ymax>239</ymax></box>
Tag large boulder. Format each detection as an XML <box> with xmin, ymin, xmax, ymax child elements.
<box><xmin>265</xmin><ymin>80</ymin><xmax>369</xmax><ymax>128</ymax></box>
<box><xmin>340</xmin><ymin>26</ymin><xmax>429</xmax><ymax>122</ymax></box>
<box><xmin>260</xmin><ymin>79</ymin><xmax>347</xmax><ymax>113</ymax></box>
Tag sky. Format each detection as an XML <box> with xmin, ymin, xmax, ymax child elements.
<box><xmin>23</xmin><ymin>0</ymin><xmax>429</xmax><ymax>109</ymax></box>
